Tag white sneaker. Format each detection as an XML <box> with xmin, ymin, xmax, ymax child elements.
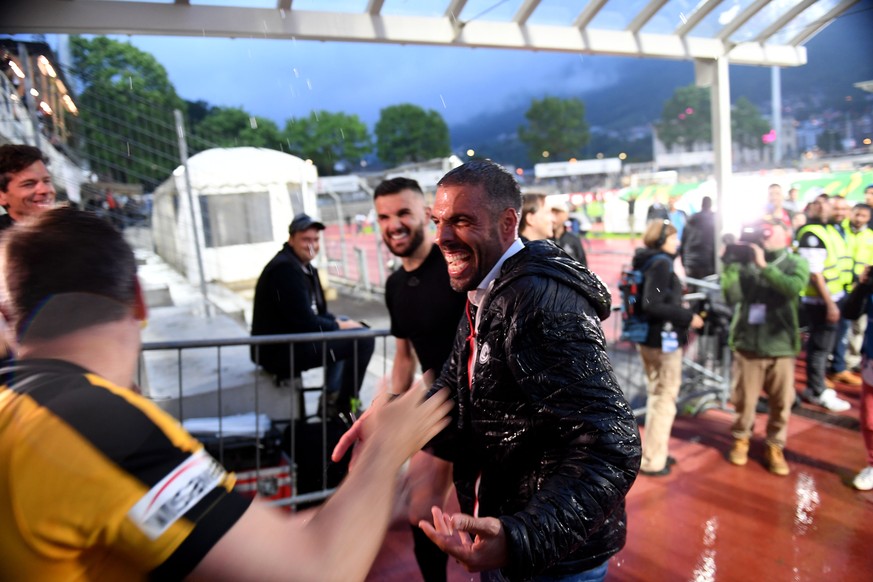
<box><xmin>811</xmin><ymin>389</ymin><xmax>851</xmax><ymax>412</ymax></box>
<box><xmin>853</xmin><ymin>466</ymin><xmax>873</xmax><ymax>491</ymax></box>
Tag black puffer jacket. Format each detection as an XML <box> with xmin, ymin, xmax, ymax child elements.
<box><xmin>429</xmin><ymin>240</ymin><xmax>641</xmax><ymax>581</ymax></box>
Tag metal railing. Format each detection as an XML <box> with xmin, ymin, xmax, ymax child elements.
<box><xmin>138</xmin><ymin>327</ymin><xmax>390</xmax><ymax>509</ymax></box>
<box><xmin>136</xmin><ymin>274</ymin><xmax>734</xmax><ymax>508</ymax></box>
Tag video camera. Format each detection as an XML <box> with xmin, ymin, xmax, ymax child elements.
<box><xmin>722</xmin><ymin>224</ymin><xmax>772</xmax><ymax>264</ymax></box>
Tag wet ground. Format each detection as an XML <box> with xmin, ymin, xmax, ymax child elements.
<box><xmin>366</xmin><ymin>372</ymin><xmax>873</xmax><ymax>582</ymax></box>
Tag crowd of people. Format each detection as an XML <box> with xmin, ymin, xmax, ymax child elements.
<box><xmin>630</xmin><ymin>180</ymin><xmax>873</xmax><ymax>489</ymax></box>
<box><xmin>2</xmin><ymin>139</ymin><xmax>873</xmax><ymax>579</ymax></box>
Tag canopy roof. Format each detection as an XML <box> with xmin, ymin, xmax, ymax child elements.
<box><xmin>4</xmin><ymin>0</ymin><xmax>861</xmax><ymax>68</ymax></box>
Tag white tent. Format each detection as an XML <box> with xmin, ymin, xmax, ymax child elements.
<box><xmin>152</xmin><ymin>147</ymin><xmax>318</xmax><ymax>285</ymax></box>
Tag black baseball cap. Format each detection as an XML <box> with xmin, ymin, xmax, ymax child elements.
<box><xmin>289</xmin><ymin>213</ymin><xmax>325</xmax><ymax>234</ymax></box>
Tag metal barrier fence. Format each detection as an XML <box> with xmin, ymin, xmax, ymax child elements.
<box><xmin>138</xmin><ymin>327</ymin><xmax>390</xmax><ymax>509</ymax></box>
<box><xmin>137</xmin><ymin>276</ymin><xmax>733</xmax><ymax>508</ymax></box>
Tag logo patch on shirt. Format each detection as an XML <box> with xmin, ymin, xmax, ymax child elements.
<box><xmin>128</xmin><ymin>449</ymin><xmax>225</xmax><ymax>540</ymax></box>
<box><xmin>478</xmin><ymin>342</ymin><xmax>491</xmax><ymax>365</ymax></box>
<box><xmin>806</xmin><ymin>236</ymin><xmax>819</xmax><ymax>247</ymax></box>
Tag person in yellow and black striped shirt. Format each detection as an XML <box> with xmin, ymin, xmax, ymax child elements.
<box><xmin>0</xmin><ymin>208</ymin><xmax>451</xmax><ymax>580</ymax></box>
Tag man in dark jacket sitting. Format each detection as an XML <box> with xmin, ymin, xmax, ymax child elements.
<box><xmin>421</xmin><ymin>161</ymin><xmax>640</xmax><ymax>581</ymax></box>
<box><xmin>250</xmin><ymin>213</ymin><xmax>374</xmax><ymax>415</ymax></box>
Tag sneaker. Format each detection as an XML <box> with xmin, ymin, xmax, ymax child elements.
<box><xmin>828</xmin><ymin>370</ymin><xmax>863</xmax><ymax>386</ymax></box>
<box><xmin>853</xmin><ymin>466</ymin><xmax>873</xmax><ymax>491</ymax></box>
<box><xmin>806</xmin><ymin>388</ymin><xmax>851</xmax><ymax>412</ymax></box>
<box><xmin>728</xmin><ymin>438</ymin><xmax>749</xmax><ymax>466</ymax></box>
<box><xmin>764</xmin><ymin>443</ymin><xmax>790</xmax><ymax>476</ymax></box>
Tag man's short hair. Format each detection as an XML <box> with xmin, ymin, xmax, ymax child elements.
<box><xmin>519</xmin><ymin>193</ymin><xmax>547</xmax><ymax>236</ymax></box>
<box><xmin>853</xmin><ymin>203</ymin><xmax>872</xmax><ymax>214</ymax></box>
<box><xmin>437</xmin><ymin>160</ymin><xmax>521</xmax><ymax>216</ymax></box>
<box><xmin>374</xmin><ymin>177</ymin><xmax>423</xmax><ymax>199</ymax></box>
<box><xmin>642</xmin><ymin>219</ymin><xmax>677</xmax><ymax>249</ymax></box>
<box><xmin>0</xmin><ymin>208</ymin><xmax>137</xmax><ymax>341</ymax></box>
<box><xmin>0</xmin><ymin>144</ymin><xmax>48</xmax><ymax>192</ymax></box>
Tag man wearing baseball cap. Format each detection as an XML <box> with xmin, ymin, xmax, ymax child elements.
<box><xmin>251</xmin><ymin>213</ymin><xmax>374</xmax><ymax>416</ymax></box>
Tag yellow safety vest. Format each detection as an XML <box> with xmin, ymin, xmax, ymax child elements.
<box><xmin>797</xmin><ymin>223</ymin><xmax>851</xmax><ymax>297</ymax></box>
<box><xmin>844</xmin><ymin>220</ymin><xmax>873</xmax><ymax>283</ymax></box>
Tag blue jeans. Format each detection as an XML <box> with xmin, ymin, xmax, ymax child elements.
<box><xmin>481</xmin><ymin>561</ymin><xmax>608</xmax><ymax>582</ymax></box>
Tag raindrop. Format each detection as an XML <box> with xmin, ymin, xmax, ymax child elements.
<box><xmin>126</xmin><ymin>142</ymin><xmax>131</xmax><ymax>157</ymax></box>
<box><xmin>440</xmin><ymin>94</ymin><xmax>447</xmax><ymax>109</ymax></box>
<box><xmin>679</xmin><ymin>12</ymin><xmax>688</xmax><ymax>25</ymax></box>
<box><xmin>128</xmin><ymin>76</ymin><xmax>133</xmax><ymax>90</ymax></box>
<box><xmin>306</xmin><ymin>79</ymin><xmax>313</xmax><ymax>90</ymax></box>
<box><xmin>340</xmin><ymin>128</ymin><xmax>345</xmax><ymax>140</ymax></box>
<box><xmin>249</xmin><ymin>116</ymin><xmax>258</xmax><ymax>129</ymax></box>
<box><xmin>293</xmin><ymin>67</ymin><xmax>300</xmax><ymax>78</ymax></box>
<box><xmin>280</xmin><ymin>8</ymin><xmax>286</xmax><ymax>19</ymax></box>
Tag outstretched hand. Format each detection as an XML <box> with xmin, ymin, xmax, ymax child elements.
<box><xmin>331</xmin><ymin>372</ymin><xmax>440</xmax><ymax>463</ymax></box>
<box><xmin>418</xmin><ymin>507</ymin><xmax>508</xmax><ymax>573</ymax></box>
<box><xmin>331</xmin><ymin>404</ymin><xmax>371</xmax><ymax>463</ymax></box>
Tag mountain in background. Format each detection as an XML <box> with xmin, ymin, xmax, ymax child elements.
<box><xmin>450</xmin><ymin>5</ymin><xmax>873</xmax><ymax>166</ymax></box>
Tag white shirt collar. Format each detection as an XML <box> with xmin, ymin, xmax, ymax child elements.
<box><xmin>467</xmin><ymin>238</ymin><xmax>525</xmax><ymax>307</ymax></box>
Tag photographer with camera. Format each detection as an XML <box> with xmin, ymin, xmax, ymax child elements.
<box><xmin>722</xmin><ymin>220</ymin><xmax>809</xmax><ymax>475</ymax></box>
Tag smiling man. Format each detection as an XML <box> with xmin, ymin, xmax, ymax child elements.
<box><xmin>374</xmin><ymin>177</ymin><xmax>467</xmax><ymax>582</ymax></box>
<box><xmin>420</xmin><ymin>160</ymin><xmax>640</xmax><ymax>582</ymax></box>
<box><xmin>250</xmin><ymin>213</ymin><xmax>374</xmax><ymax>416</ymax></box>
<box><xmin>0</xmin><ymin>144</ymin><xmax>57</xmax><ymax>232</ymax></box>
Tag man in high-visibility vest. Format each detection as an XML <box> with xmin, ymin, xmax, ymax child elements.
<box><xmin>842</xmin><ymin>203</ymin><xmax>873</xmax><ymax>375</ymax></box>
<box><xmin>827</xmin><ymin>196</ymin><xmax>863</xmax><ymax>386</ymax></box>
<box><xmin>796</xmin><ymin>195</ymin><xmax>852</xmax><ymax>412</ymax></box>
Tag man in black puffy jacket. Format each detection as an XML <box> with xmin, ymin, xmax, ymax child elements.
<box><xmin>421</xmin><ymin>161</ymin><xmax>641</xmax><ymax>581</ymax></box>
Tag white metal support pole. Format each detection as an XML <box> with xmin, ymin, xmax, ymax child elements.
<box><xmin>772</xmin><ymin>66</ymin><xmax>782</xmax><ymax>165</ymax></box>
<box><xmin>173</xmin><ymin>109</ymin><xmax>211</xmax><ymax>316</ymax></box>
<box><xmin>696</xmin><ymin>57</ymin><xmax>733</xmax><ymax>276</ymax></box>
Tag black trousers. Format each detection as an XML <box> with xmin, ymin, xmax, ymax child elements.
<box><xmin>803</xmin><ymin>303</ymin><xmax>838</xmax><ymax>397</ymax></box>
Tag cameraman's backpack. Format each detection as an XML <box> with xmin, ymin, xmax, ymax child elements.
<box><xmin>618</xmin><ymin>253</ymin><xmax>672</xmax><ymax>343</ymax></box>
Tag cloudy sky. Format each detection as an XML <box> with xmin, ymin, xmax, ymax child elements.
<box><xmin>124</xmin><ymin>34</ymin><xmax>623</xmax><ymax>128</ymax></box>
